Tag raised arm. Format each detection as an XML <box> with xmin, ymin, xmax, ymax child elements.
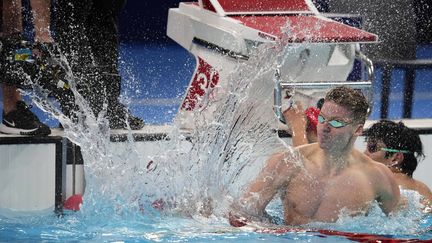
<box><xmin>229</xmin><ymin>151</ymin><xmax>298</xmax><ymax>226</ymax></box>
<box><xmin>283</xmin><ymin>102</ymin><xmax>309</xmax><ymax>147</ymax></box>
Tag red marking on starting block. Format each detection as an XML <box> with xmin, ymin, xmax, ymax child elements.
<box><xmin>217</xmin><ymin>0</ymin><xmax>310</xmax><ymax>13</ymax></box>
<box><xmin>181</xmin><ymin>57</ymin><xmax>219</xmax><ymax>111</ymax></box>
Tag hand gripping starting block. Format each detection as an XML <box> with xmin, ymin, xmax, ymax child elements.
<box><xmin>167</xmin><ymin>0</ymin><xmax>378</xmax><ymax>128</ymax></box>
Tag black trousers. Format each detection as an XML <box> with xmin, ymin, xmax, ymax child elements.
<box><xmin>53</xmin><ymin>0</ymin><xmax>126</xmax><ymax>116</ymax></box>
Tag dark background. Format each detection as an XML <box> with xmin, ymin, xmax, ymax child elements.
<box><xmin>118</xmin><ymin>0</ymin><xmax>432</xmax><ymax>44</ymax></box>
<box><xmin>119</xmin><ymin>1</ymin><xmax>180</xmax><ymax>43</ymax></box>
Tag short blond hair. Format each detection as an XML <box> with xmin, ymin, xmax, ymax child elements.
<box><xmin>325</xmin><ymin>86</ymin><xmax>369</xmax><ymax>124</ymax></box>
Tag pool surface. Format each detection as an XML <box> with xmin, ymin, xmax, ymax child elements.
<box><xmin>1</xmin><ymin>198</ymin><xmax>431</xmax><ymax>242</ymax></box>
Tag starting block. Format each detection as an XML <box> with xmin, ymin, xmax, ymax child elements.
<box><xmin>167</xmin><ymin>0</ymin><xmax>378</xmax><ymax>128</ymax></box>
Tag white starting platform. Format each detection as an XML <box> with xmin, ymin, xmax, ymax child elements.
<box><xmin>0</xmin><ymin>130</ymin><xmax>84</xmax><ymax>213</ymax></box>
<box><xmin>0</xmin><ymin>126</ymin><xmax>171</xmax><ymax>214</ymax></box>
<box><xmin>167</xmin><ymin>0</ymin><xmax>377</xmax><ymax>129</ymax></box>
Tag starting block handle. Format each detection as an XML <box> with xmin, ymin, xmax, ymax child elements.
<box><xmin>274</xmin><ymin>51</ymin><xmax>374</xmax><ymax>124</ymax></box>
<box><xmin>356</xmin><ymin>50</ymin><xmax>374</xmax><ymax>82</ymax></box>
<box><xmin>279</xmin><ymin>81</ymin><xmax>372</xmax><ymax>89</ymax></box>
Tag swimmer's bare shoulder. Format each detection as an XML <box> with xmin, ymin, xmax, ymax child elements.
<box><xmin>350</xmin><ymin>150</ymin><xmax>395</xmax><ymax>185</ymax></box>
<box><xmin>295</xmin><ymin>142</ymin><xmax>321</xmax><ymax>163</ymax></box>
<box><xmin>356</xmin><ymin>151</ymin><xmax>400</xmax><ymax>214</ymax></box>
<box><xmin>296</xmin><ymin>142</ymin><xmax>319</xmax><ymax>154</ymax></box>
<box><xmin>266</xmin><ymin>150</ymin><xmax>300</xmax><ymax>178</ymax></box>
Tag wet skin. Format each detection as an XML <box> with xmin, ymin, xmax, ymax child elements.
<box><xmin>364</xmin><ymin>139</ymin><xmax>432</xmax><ymax>205</ymax></box>
<box><xmin>233</xmin><ymin>101</ymin><xmax>400</xmax><ymax>225</ymax></box>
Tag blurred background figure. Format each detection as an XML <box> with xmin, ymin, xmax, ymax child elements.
<box><xmin>0</xmin><ymin>0</ymin><xmax>52</xmax><ymax>135</ymax></box>
<box><xmin>282</xmin><ymin>101</ymin><xmax>321</xmax><ymax>147</ymax></box>
<box><xmin>54</xmin><ymin>0</ymin><xmax>144</xmax><ymax>129</ymax></box>
<box><xmin>364</xmin><ymin>120</ymin><xmax>432</xmax><ymax>205</ymax></box>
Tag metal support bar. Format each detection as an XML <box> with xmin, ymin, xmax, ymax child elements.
<box><xmin>380</xmin><ymin>65</ymin><xmax>392</xmax><ymax>119</ymax></box>
<box><xmin>55</xmin><ymin>138</ymin><xmax>67</xmax><ymax>215</ymax></box>
<box><xmin>274</xmin><ymin>69</ymin><xmax>284</xmax><ymax>123</ymax></box>
<box><xmin>356</xmin><ymin>50</ymin><xmax>374</xmax><ymax>82</ymax></box>
<box><xmin>274</xmin><ymin>51</ymin><xmax>374</xmax><ymax>124</ymax></box>
<box><xmin>71</xmin><ymin>142</ymin><xmax>77</xmax><ymax>195</ymax></box>
<box><xmin>192</xmin><ymin>37</ymin><xmax>249</xmax><ymax>60</ymax></box>
<box><xmin>280</xmin><ymin>81</ymin><xmax>372</xmax><ymax>89</ymax></box>
<box><xmin>403</xmin><ymin>68</ymin><xmax>416</xmax><ymax>118</ymax></box>
<box><xmin>376</xmin><ymin>58</ymin><xmax>432</xmax><ymax>119</ymax></box>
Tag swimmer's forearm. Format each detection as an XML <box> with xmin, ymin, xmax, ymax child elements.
<box><xmin>228</xmin><ymin>207</ymin><xmax>272</xmax><ymax>227</ymax></box>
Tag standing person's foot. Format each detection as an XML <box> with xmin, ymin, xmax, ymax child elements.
<box><xmin>107</xmin><ymin>102</ymin><xmax>145</xmax><ymax>130</ymax></box>
<box><xmin>0</xmin><ymin>101</ymin><xmax>51</xmax><ymax>136</ymax></box>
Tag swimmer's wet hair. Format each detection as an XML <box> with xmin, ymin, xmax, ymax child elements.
<box><xmin>325</xmin><ymin>86</ymin><xmax>370</xmax><ymax>124</ymax></box>
<box><xmin>365</xmin><ymin>120</ymin><xmax>424</xmax><ymax>177</ymax></box>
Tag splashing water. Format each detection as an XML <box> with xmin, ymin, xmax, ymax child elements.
<box><xmin>20</xmin><ymin>50</ymin><xmax>149</xmax><ymax>209</ymax></box>
<box><xmin>17</xmin><ymin>27</ymin><xmax>303</xmax><ymax>218</ymax></box>
<box><xmin>4</xmin><ymin>20</ymin><xmax>431</xmax><ymax>241</ymax></box>
<box><xmin>140</xmin><ymin>40</ymin><xmax>308</xmax><ymax>218</ymax></box>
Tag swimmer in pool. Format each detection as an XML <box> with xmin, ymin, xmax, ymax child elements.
<box><xmin>364</xmin><ymin>120</ymin><xmax>432</xmax><ymax>209</ymax></box>
<box><xmin>287</xmin><ymin>107</ymin><xmax>431</xmax><ymax>211</ymax></box>
<box><xmin>229</xmin><ymin>86</ymin><xmax>400</xmax><ymax>226</ymax></box>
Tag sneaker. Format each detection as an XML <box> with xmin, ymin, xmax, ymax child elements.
<box><xmin>107</xmin><ymin>102</ymin><xmax>145</xmax><ymax>130</ymax></box>
<box><xmin>0</xmin><ymin>101</ymin><xmax>51</xmax><ymax>136</ymax></box>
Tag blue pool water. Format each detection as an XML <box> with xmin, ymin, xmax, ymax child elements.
<box><xmin>1</xmin><ymin>198</ymin><xmax>431</xmax><ymax>242</ymax></box>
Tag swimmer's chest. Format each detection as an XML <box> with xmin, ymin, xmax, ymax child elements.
<box><xmin>283</xmin><ymin>168</ymin><xmax>375</xmax><ymax>220</ymax></box>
